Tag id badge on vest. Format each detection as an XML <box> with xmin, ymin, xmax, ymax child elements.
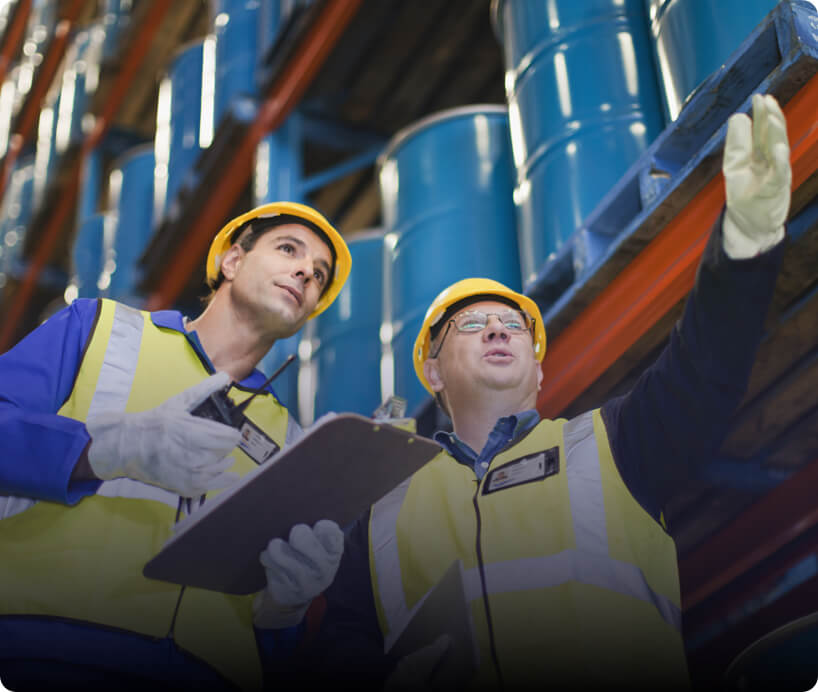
<box><xmin>482</xmin><ymin>447</ymin><xmax>559</xmax><ymax>494</ymax></box>
<box><xmin>238</xmin><ymin>419</ymin><xmax>280</xmax><ymax>464</ymax></box>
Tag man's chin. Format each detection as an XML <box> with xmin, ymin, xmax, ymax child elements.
<box><xmin>477</xmin><ymin>374</ymin><xmax>531</xmax><ymax>395</ymax></box>
<box><xmin>264</xmin><ymin>304</ymin><xmax>306</xmax><ymax>336</ymax></box>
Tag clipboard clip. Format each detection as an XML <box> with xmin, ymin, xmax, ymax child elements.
<box><xmin>373</xmin><ymin>395</ymin><xmax>407</xmax><ymax>421</ymax></box>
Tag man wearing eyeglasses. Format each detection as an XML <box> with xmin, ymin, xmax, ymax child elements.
<box><xmin>260</xmin><ymin>94</ymin><xmax>791</xmax><ymax>688</ymax></box>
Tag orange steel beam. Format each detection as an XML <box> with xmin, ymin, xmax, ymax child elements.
<box><xmin>0</xmin><ymin>0</ymin><xmax>32</xmax><ymax>86</ymax></box>
<box><xmin>536</xmin><ymin>72</ymin><xmax>818</xmax><ymax>419</ymax></box>
<box><xmin>0</xmin><ymin>0</ymin><xmax>86</xmax><ymax>207</ymax></box>
<box><xmin>144</xmin><ymin>0</ymin><xmax>364</xmax><ymax>311</ymax></box>
<box><xmin>84</xmin><ymin>0</ymin><xmax>172</xmax><ymax>153</ymax></box>
<box><xmin>0</xmin><ymin>12</ymin><xmax>71</xmax><ymax>202</ymax></box>
<box><xmin>0</xmin><ymin>0</ymin><xmax>88</xmax><ymax>198</ymax></box>
<box><xmin>680</xmin><ymin>455</ymin><xmax>818</xmax><ymax>612</ymax></box>
<box><xmin>0</xmin><ymin>1</ymin><xmax>172</xmax><ymax>352</ymax></box>
<box><xmin>12</xmin><ymin>0</ymin><xmax>86</xmax><ymax>145</ymax></box>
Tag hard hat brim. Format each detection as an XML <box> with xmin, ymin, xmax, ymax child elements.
<box><xmin>206</xmin><ymin>201</ymin><xmax>351</xmax><ymax>319</ymax></box>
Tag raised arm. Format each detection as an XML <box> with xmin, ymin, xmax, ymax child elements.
<box><xmin>601</xmin><ymin>94</ymin><xmax>791</xmax><ymax>520</ymax></box>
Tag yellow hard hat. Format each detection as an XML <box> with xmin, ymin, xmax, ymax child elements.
<box><xmin>206</xmin><ymin>201</ymin><xmax>351</xmax><ymax>319</ymax></box>
<box><xmin>413</xmin><ymin>278</ymin><xmax>546</xmax><ymax>394</ymax></box>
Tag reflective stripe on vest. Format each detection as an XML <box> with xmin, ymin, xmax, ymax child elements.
<box><xmin>87</xmin><ymin>302</ymin><xmax>144</xmax><ymax>419</ymax></box>
<box><xmin>0</xmin><ymin>303</ymin><xmax>176</xmax><ymax>518</ymax></box>
<box><xmin>90</xmin><ymin>303</ymin><xmax>179</xmax><ymax>508</ymax></box>
<box><xmin>0</xmin><ymin>299</ymin><xmax>291</xmax><ymax>690</ymax></box>
<box><xmin>371</xmin><ymin>477</ymin><xmax>412</xmax><ymax>642</ymax></box>
<box><xmin>0</xmin><ymin>496</ymin><xmax>36</xmax><ymax>520</ymax></box>
<box><xmin>372</xmin><ymin>411</ymin><xmax>682</xmax><ymax>644</ymax></box>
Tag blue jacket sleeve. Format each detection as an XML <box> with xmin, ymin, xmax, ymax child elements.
<box><xmin>0</xmin><ymin>298</ymin><xmax>102</xmax><ymax>504</ymax></box>
<box><xmin>601</xmin><ymin>215</ymin><xmax>787</xmax><ymax>521</ymax></box>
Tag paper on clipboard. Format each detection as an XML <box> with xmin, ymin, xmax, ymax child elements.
<box><xmin>143</xmin><ymin>413</ymin><xmax>441</xmax><ymax>594</ymax></box>
<box><xmin>386</xmin><ymin>560</ymin><xmax>480</xmax><ymax>689</ymax></box>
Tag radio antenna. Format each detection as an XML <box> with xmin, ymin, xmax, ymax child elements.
<box><xmin>233</xmin><ymin>354</ymin><xmax>296</xmax><ymax>415</ymax></box>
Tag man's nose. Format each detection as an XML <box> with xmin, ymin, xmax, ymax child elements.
<box><xmin>293</xmin><ymin>257</ymin><xmax>314</xmax><ymax>284</ymax></box>
<box><xmin>482</xmin><ymin>316</ymin><xmax>510</xmax><ymax>341</ymax></box>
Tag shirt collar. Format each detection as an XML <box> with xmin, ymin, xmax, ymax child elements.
<box><xmin>433</xmin><ymin>408</ymin><xmax>541</xmax><ymax>461</ymax></box>
<box><xmin>150</xmin><ymin>309</ymin><xmax>186</xmax><ymax>332</ymax></box>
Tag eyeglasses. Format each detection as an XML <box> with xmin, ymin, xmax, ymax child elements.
<box><xmin>429</xmin><ymin>309</ymin><xmax>534</xmax><ymax>358</ymax></box>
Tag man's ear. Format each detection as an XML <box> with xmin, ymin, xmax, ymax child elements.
<box><xmin>536</xmin><ymin>359</ymin><xmax>544</xmax><ymax>392</ymax></box>
<box><xmin>423</xmin><ymin>358</ymin><xmax>445</xmax><ymax>394</ymax></box>
<box><xmin>219</xmin><ymin>245</ymin><xmax>243</xmax><ymax>281</ymax></box>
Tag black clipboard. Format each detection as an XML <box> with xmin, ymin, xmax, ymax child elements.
<box><xmin>143</xmin><ymin>414</ymin><xmax>441</xmax><ymax>594</ymax></box>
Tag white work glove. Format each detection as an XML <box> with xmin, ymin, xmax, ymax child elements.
<box><xmin>86</xmin><ymin>371</ymin><xmax>242</xmax><ymax>497</ymax></box>
<box><xmin>253</xmin><ymin>519</ymin><xmax>344</xmax><ymax>629</ymax></box>
<box><xmin>722</xmin><ymin>92</ymin><xmax>791</xmax><ymax>259</ymax></box>
<box><xmin>385</xmin><ymin>635</ymin><xmax>452</xmax><ymax>691</ymax></box>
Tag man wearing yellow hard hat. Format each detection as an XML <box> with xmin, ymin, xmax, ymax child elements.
<box><xmin>0</xmin><ymin>201</ymin><xmax>350</xmax><ymax>689</ymax></box>
<box><xmin>262</xmin><ymin>96</ymin><xmax>792</xmax><ymax>688</ymax></box>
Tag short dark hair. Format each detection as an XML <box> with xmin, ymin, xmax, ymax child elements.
<box><xmin>204</xmin><ymin>214</ymin><xmax>337</xmax><ymax>303</ymax></box>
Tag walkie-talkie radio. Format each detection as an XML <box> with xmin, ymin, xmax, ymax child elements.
<box><xmin>191</xmin><ymin>354</ymin><xmax>296</xmax><ymax>464</ymax></box>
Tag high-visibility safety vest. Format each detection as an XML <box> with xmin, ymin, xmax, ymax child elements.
<box><xmin>0</xmin><ymin>299</ymin><xmax>294</xmax><ymax>690</ymax></box>
<box><xmin>370</xmin><ymin>412</ymin><xmax>691</xmax><ymax>689</ymax></box>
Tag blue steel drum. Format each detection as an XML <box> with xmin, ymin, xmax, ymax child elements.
<box><xmin>379</xmin><ymin>105</ymin><xmax>521</xmax><ymax>414</ymax></box>
<box><xmin>25</xmin><ymin>0</ymin><xmax>58</xmax><ymax>50</ymax></box>
<box><xmin>55</xmin><ymin>22</ymin><xmax>106</xmax><ymax>154</ymax></box>
<box><xmin>213</xmin><ymin>0</ymin><xmax>261</xmax><ymax>126</ymax></box>
<box><xmin>33</xmin><ymin>90</ymin><xmax>61</xmax><ymax>207</ymax></box>
<box><xmin>311</xmin><ymin>231</ymin><xmax>384</xmax><ymax>418</ymax></box>
<box><xmin>72</xmin><ymin>213</ymin><xmax>113</xmax><ymax>298</ymax></box>
<box><xmin>258</xmin><ymin>0</ymin><xmax>293</xmax><ymax>86</ymax></box>
<box><xmin>253</xmin><ymin>114</ymin><xmax>303</xmax><ymax>205</ymax></box>
<box><xmin>160</xmin><ymin>39</ymin><xmax>206</xmax><ymax>218</ymax></box>
<box><xmin>0</xmin><ymin>156</ymin><xmax>35</xmax><ymax>280</ymax></box>
<box><xmin>259</xmin><ymin>331</ymin><xmax>302</xmax><ymax>417</ymax></box>
<box><xmin>76</xmin><ymin>145</ymin><xmax>104</xmax><ymax>227</ymax></box>
<box><xmin>646</xmin><ymin>0</ymin><xmax>780</xmax><ymax>121</ymax></box>
<box><xmin>102</xmin><ymin>0</ymin><xmax>136</xmax><ymax>60</ymax></box>
<box><xmin>493</xmin><ymin>0</ymin><xmax>665</xmax><ymax>288</ymax></box>
<box><xmin>17</xmin><ymin>0</ymin><xmax>58</xmax><ymax>117</ymax></box>
<box><xmin>106</xmin><ymin>144</ymin><xmax>155</xmax><ymax>302</ymax></box>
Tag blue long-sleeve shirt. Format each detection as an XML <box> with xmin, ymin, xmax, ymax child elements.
<box><xmin>305</xmin><ymin>216</ymin><xmax>787</xmax><ymax>684</ymax></box>
<box><xmin>0</xmin><ymin>298</ymin><xmax>284</xmax><ymax>506</ymax></box>
<box><xmin>0</xmin><ymin>298</ymin><xmax>302</xmax><ymax>686</ymax></box>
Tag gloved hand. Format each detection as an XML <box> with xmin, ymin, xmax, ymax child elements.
<box><xmin>385</xmin><ymin>635</ymin><xmax>452</xmax><ymax>691</ymax></box>
<box><xmin>722</xmin><ymin>92</ymin><xmax>791</xmax><ymax>259</ymax></box>
<box><xmin>86</xmin><ymin>371</ymin><xmax>242</xmax><ymax>497</ymax></box>
<box><xmin>253</xmin><ymin>519</ymin><xmax>344</xmax><ymax>628</ymax></box>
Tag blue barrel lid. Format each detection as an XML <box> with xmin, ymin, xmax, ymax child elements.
<box><xmin>377</xmin><ymin>104</ymin><xmax>508</xmax><ymax>173</ymax></box>
<box><xmin>164</xmin><ymin>36</ymin><xmax>206</xmax><ymax>77</ymax></box>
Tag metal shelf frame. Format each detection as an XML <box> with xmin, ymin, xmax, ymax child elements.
<box><xmin>143</xmin><ymin>0</ymin><xmax>364</xmax><ymax>310</ymax></box>
<box><xmin>536</xmin><ymin>0</ymin><xmax>818</xmax><ymax>419</ymax></box>
<box><xmin>0</xmin><ymin>0</ymin><xmax>172</xmax><ymax>351</ymax></box>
